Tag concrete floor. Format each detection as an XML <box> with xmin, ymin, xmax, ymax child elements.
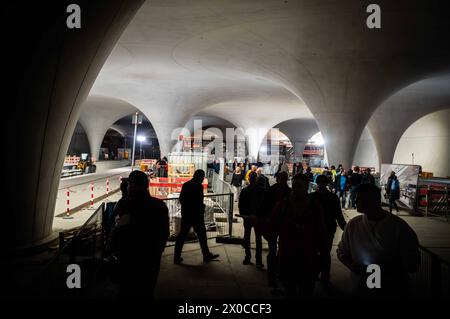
<box><xmin>9</xmin><ymin>205</ymin><xmax>448</xmax><ymax>299</ymax></box>
<box><xmin>153</xmin><ymin>208</ymin><xmax>450</xmax><ymax>299</ymax></box>
<box><xmin>398</xmin><ymin>213</ymin><xmax>450</xmax><ymax>262</ymax></box>
<box><xmin>52</xmin><ymin>167</ymin><xmax>130</xmax><ymax>231</ymax></box>
<box><xmin>51</xmin><ymin>173</ymin><xmax>450</xmax><ymax>299</ymax></box>
<box><xmin>156</xmin><ymin>241</ymin><xmax>352</xmax><ymax>299</ymax></box>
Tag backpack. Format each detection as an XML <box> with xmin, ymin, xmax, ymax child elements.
<box><xmin>391</xmin><ymin>179</ymin><xmax>399</xmax><ymax>191</ymax></box>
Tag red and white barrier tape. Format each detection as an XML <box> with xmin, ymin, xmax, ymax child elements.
<box><xmin>66</xmin><ymin>190</ymin><xmax>70</xmax><ymax>215</ymax></box>
<box><xmin>90</xmin><ymin>183</ymin><xmax>94</xmax><ymax>208</ymax></box>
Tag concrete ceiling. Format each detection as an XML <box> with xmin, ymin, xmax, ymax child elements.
<box><xmin>183</xmin><ymin>114</ymin><xmax>237</xmax><ymax>135</ymax></box>
<box><xmin>79</xmin><ymin>96</ymin><xmax>139</xmax><ymax>160</ymax></box>
<box><xmin>368</xmin><ymin>74</ymin><xmax>450</xmax><ymax>165</ymax></box>
<box><xmin>89</xmin><ymin>0</ymin><xmax>450</xmax><ymax>166</ymax></box>
<box><xmin>275</xmin><ymin>118</ymin><xmax>319</xmax><ymax>157</ymax></box>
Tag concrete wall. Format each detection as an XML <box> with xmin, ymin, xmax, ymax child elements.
<box><xmin>353</xmin><ymin>127</ymin><xmax>380</xmax><ymax>170</ymax></box>
<box><xmin>393</xmin><ymin>109</ymin><xmax>450</xmax><ymax>178</ymax></box>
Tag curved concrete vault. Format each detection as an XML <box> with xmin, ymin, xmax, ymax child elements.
<box><xmin>5</xmin><ymin>0</ymin><xmax>450</xmax><ymax>251</ymax></box>
<box><xmin>393</xmin><ymin>109</ymin><xmax>450</xmax><ymax>177</ymax></box>
<box><xmin>368</xmin><ymin>74</ymin><xmax>450</xmax><ymax>166</ymax></box>
<box><xmin>79</xmin><ymin>96</ymin><xmax>140</xmax><ymax>161</ymax></box>
<box><xmin>275</xmin><ymin>119</ymin><xmax>319</xmax><ymax>159</ymax></box>
<box><xmin>91</xmin><ymin>0</ymin><xmax>450</xmax><ymax>168</ymax></box>
<box><xmin>169</xmin><ymin>114</ymin><xmax>241</xmax><ymax>154</ymax></box>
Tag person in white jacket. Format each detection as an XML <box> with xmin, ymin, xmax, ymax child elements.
<box><xmin>337</xmin><ymin>183</ymin><xmax>420</xmax><ymax>298</ymax></box>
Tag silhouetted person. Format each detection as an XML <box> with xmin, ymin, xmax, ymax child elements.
<box><xmin>276</xmin><ymin>161</ymin><xmax>289</xmax><ymax>177</ymax></box>
<box><xmin>309</xmin><ymin>175</ymin><xmax>347</xmax><ymax>291</ymax></box>
<box><xmin>114</xmin><ymin>170</ymin><xmax>169</xmax><ymax>299</ymax></box>
<box><xmin>322</xmin><ymin>166</ymin><xmax>333</xmax><ymax>187</ymax></box>
<box><xmin>231</xmin><ymin>166</ymin><xmax>244</xmax><ymax>201</ymax></box>
<box><xmin>334</xmin><ymin>167</ymin><xmax>348</xmax><ymax>208</ymax></box>
<box><xmin>256</xmin><ymin>167</ymin><xmax>270</xmax><ymax>189</ymax></box>
<box><xmin>106</xmin><ymin>178</ymin><xmax>128</xmax><ymax>241</ymax></box>
<box><xmin>239</xmin><ymin>172</ymin><xmax>266</xmax><ymax>268</ymax></box>
<box><xmin>329</xmin><ymin>165</ymin><xmax>337</xmax><ymax>187</ymax></box>
<box><xmin>293</xmin><ymin>162</ymin><xmax>302</xmax><ymax>176</ymax></box>
<box><xmin>260</xmin><ymin>174</ymin><xmax>327</xmax><ymax>298</ymax></box>
<box><xmin>386</xmin><ymin>171</ymin><xmax>400</xmax><ymax>214</ymax></box>
<box><xmin>361</xmin><ymin>168</ymin><xmax>375</xmax><ymax>185</ymax></box>
<box><xmin>212</xmin><ymin>160</ymin><xmax>220</xmax><ymax>174</ymax></box>
<box><xmin>263</xmin><ymin>171</ymin><xmax>291</xmax><ymax>289</ymax></box>
<box><xmin>174</xmin><ymin>170</ymin><xmax>219</xmax><ymax>264</ymax></box>
<box><xmin>337</xmin><ymin>183</ymin><xmax>419</xmax><ymax>298</ymax></box>
<box><xmin>346</xmin><ymin>168</ymin><xmax>353</xmax><ymax>208</ymax></box>
<box><xmin>156</xmin><ymin>156</ymin><xmax>168</xmax><ymax>177</ymax></box>
<box><xmin>245</xmin><ymin>165</ymin><xmax>257</xmax><ymax>184</ymax></box>
<box><xmin>349</xmin><ymin>166</ymin><xmax>362</xmax><ymax>208</ymax></box>
<box><xmin>304</xmin><ymin>166</ymin><xmax>314</xmax><ymax>192</ymax></box>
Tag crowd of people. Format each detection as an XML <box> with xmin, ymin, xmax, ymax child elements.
<box><xmin>104</xmin><ymin>161</ymin><xmax>419</xmax><ymax>300</ymax></box>
<box><xmin>235</xmin><ymin>167</ymin><xmax>347</xmax><ymax>297</ymax></box>
<box><xmin>230</xmin><ymin>162</ymin><xmax>418</xmax><ymax>298</ymax></box>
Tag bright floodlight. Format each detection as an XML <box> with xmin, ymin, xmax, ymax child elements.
<box><xmin>309</xmin><ymin>132</ymin><xmax>325</xmax><ymax>146</ymax></box>
<box><xmin>137</xmin><ymin>135</ymin><xmax>146</xmax><ymax>142</ymax></box>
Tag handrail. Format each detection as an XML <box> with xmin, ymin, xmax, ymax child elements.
<box><xmin>221</xmin><ymin>177</ymin><xmax>233</xmax><ymax>193</ymax></box>
<box><xmin>44</xmin><ymin>202</ymin><xmax>105</xmax><ymax>269</ymax></box>
<box><xmin>208</xmin><ymin>170</ymin><xmax>233</xmax><ymax>194</ymax></box>
<box><xmin>418</xmin><ymin>244</ymin><xmax>450</xmax><ymax>266</ymax></box>
<box><xmin>217</xmin><ymin>172</ymin><xmax>233</xmax><ymax>193</ymax></box>
<box><xmin>162</xmin><ymin>193</ymin><xmax>233</xmax><ymax>201</ymax></box>
<box><xmin>415</xmin><ymin>244</ymin><xmax>450</xmax><ymax>297</ymax></box>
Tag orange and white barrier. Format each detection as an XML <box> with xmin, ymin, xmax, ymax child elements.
<box><xmin>66</xmin><ymin>190</ymin><xmax>70</xmax><ymax>215</ymax></box>
<box><xmin>90</xmin><ymin>183</ymin><xmax>94</xmax><ymax>208</ymax></box>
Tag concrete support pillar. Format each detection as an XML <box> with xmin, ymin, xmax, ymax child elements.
<box><xmin>85</xmin><ymin>130</ymin><xmax>104</xmax><ymax>162</ymax></box>
<box><xmin>293</xmin><ymin>141</ymin><xmax>307</xmax><ymax>159</ymax></box>
<box><xmin>370</xmin><ymin>131</ymin><xmax>402</xmax><ymax>166</ymax></box>
<box><xmin>77</xmin><ymin>117</ymin><xmax>105</xmax><ymax>162</ymax></box>
<box><xmin>314</xmin><ymin>113</ymin><xmax>367</xmax><ymax>169</ymax></box>
<box><xmin>353</xmin><ymin>127</ymin><xmax>380</xmax><ymax>169</ymax></box>
<box><xmin>156</xmin><ymin>124</ymin><xmax>185</xmax><ymax>158</ymax></box>
<box><xmin>78</xmin><ymin>97</ymin><xmax>139</xmax><ymax>162</ymax></box>
<box><xmin>2</xmin><ymin>0</ymin><xmax>143</xmax><ymax>251</ymax></box>
<box><xmin>277</xmin><ymin>118</ymin><xmax>319</xmax><ymax>163</ymax></box>
<box><xmin>246</xmin><ymin>128</ymin><xmax>269</xmax><ymax>162</ymax></box>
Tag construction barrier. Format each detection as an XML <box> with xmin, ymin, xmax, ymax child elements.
<box><xmin>90</xmin><ymin>183</ymin><xmax>94</xmax><ymax>208</ymax></box>
<box><xmin>66</xmin><ymin>190</ymin><xmax>70</xmax><ymax>215</ymax></box>
<box><xmin>148</xmin><ymin>177</ymin><xmax>208</xmax><ymax>198</ymax></box>
<box><xmin>416</xmin><ymin>183</ymin><xmax>449</xmax><ymax>220</ymax></box>
<box><xmin>106</xmin><ymin>178</ymin><xmax>109</xmax><ymax>200</ymax></box>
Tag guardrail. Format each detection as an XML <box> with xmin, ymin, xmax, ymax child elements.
<box><xmin>41</xmin><ymin>202</ymin><xmax>105</xmax><ymax>298</ymax></box>
<box><xmin>51</xmin><ymin>203</ymin><xmax>105</xmax><ymax>265</ymax></box>
<box><xmin>210</xmin><ymin>170</ymin><xmax>233</xmax><ymax>195</ymax></box>
<box><xmin>163</xmin><ymin>193</ymin><xmax>235</xmax><ymax>246</ymax></box>
<box><xmin>411</xmin><ymin>245</ymin><xmax>450</xmax><ymax>298</ymax></box>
